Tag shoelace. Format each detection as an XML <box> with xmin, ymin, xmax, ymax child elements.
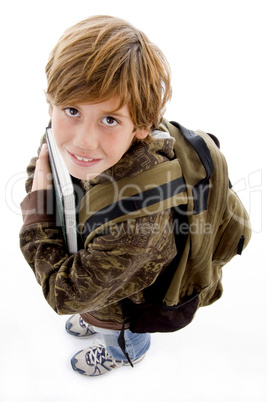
<box><xmin>85</xmin><ymin>345</ymin><xmax>125</xmax><ymax>368</ymax></box>
<box><xmin>79</xmin><ymin>317</ymin><xmax>95</xmax><ymax>335</ymax></box>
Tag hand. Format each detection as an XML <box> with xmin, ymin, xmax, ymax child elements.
<box><xmin>32</xmin><ymin>143</ymin><xmax>53</xmax><ymax>192</ymax></box>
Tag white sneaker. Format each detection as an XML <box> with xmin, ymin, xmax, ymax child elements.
<box><xmin>71</xmin><ymin>344</ymin><xmax>145</xmax><ymax>376</ymax></box>
<box><xmin>65</xmin><ymin>315</ymin><xmax>97</xmax><ymax>337</ymax></box>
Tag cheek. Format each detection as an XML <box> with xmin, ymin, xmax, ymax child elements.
<box><xmin>105</xmin><ymin>133</ymin><xmax>134</xmax><ymax>159</ymax></box>
<box><xmin>52</xmin><ymin>119</ymin><xmax>72</xmax><ymax>146</ymax></box>
<box><xmin>102</xmin><ymin>139</ymin><xmax>117</xmax><ymax>158</ymax></box>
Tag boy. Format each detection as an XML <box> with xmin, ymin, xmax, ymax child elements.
<box><xmin>20</xmin><ymin>15</ymin><xmax>176</xmax><ymax>376</ymax></box>
<box><xmin>19</xmin><ymin>15</ymin><xmax>251</xmax><ymax>377</ymax></box>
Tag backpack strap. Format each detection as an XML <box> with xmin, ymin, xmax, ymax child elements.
<box><xmin>79</xmin><ymin>159</ymin><xmax>188</xmax><ymax>247</ymax></box>
<box><xmin>170</xmin><ymin>122</ymin><xmax>214</xmax><ymax>179</ymax></box>
<box><xmin>163</xmin><ymin>120</ymin><xmax>214</xmax><ymax>214</ymax></box>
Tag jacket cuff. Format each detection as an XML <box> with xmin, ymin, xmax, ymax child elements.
<box><xmin>20</xmin><ymin>189</ymin><xmax>55</xmax><ymax>227</ymax></box>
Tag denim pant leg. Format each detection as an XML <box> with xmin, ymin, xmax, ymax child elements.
<box><xmin>92</xmin><ymin>326</ymin><xmax>151</xmax><ymax>361</ymax></box>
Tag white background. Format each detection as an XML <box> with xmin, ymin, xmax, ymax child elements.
<box><xmin>1</xmin><ymin>0</ymin><xmax>266</xmax><ymax>401</ymax></box>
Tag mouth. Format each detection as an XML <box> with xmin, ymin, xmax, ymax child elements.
<box><xmin>67</xmin><ymin>150</ymin><xmax>101</xmax><ymax>167</ymax></box>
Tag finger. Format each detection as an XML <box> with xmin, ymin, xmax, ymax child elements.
<box><xmin>37</xmin><ymin>143</ymin><xmax>50</xmax><ymax>170</ymax></box>
<box><xmin>39</xmin><ymin>143</ymin><xmax>49</xmax><ymax>159</ymax></box>
<box><xmin>32</xmin><ymin>144</ymin><xmax>53</xmax><ymax>192</ymax></box>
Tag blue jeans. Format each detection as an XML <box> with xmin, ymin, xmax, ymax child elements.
<box><xmin>92</xmin><ymin>326</ymin><xmax>151</xmax><ymax>361</ymax></box>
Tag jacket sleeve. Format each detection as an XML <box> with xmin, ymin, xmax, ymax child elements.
<box><xmin>19</xmin><ymin>190</ymin><xmax>176</xmax><ymax>315</ymax></box>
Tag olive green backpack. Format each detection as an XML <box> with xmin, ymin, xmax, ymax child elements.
<box><xmin>78</xmin><ymin>120</ymin><xmax>251</xmax><ymax>363</ymax></box>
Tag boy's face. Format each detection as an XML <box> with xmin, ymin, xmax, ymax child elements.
<box><xmin>49</xmin><ymin>97</ymin><xmax>149</xmax><ymax>180</ymax></box>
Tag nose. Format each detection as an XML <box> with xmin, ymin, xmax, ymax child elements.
<box><xmin>73</xmin><ymin>122</ymin><xmax>99</xmax><ymax>150</ymax></box>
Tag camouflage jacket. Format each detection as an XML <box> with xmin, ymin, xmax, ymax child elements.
<box><xmin>20</xmin><ymin>134</ymin><xmax>177</xmax><ymax>329</ymax></box>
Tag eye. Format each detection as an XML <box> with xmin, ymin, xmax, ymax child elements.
<box><xmin>102</xmin><ymin>116</ymin><xmax>119</xmax><ymax>127</ymax></box>
<box><xmin>64</xmin><ymin>107</ymin><xmax>80</xmax><ymax>117</ymax></box>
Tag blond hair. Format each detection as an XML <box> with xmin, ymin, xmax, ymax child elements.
<box><xmin>45</xmin><ymin>15</ymin><xmax>172</xmax><ymax>130</ymax></box>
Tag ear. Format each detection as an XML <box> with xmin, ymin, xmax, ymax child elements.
<box><xmin>134</xmin><ymin>128</ymin><xmax>150</xmax><ymax>140</ymax></box>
